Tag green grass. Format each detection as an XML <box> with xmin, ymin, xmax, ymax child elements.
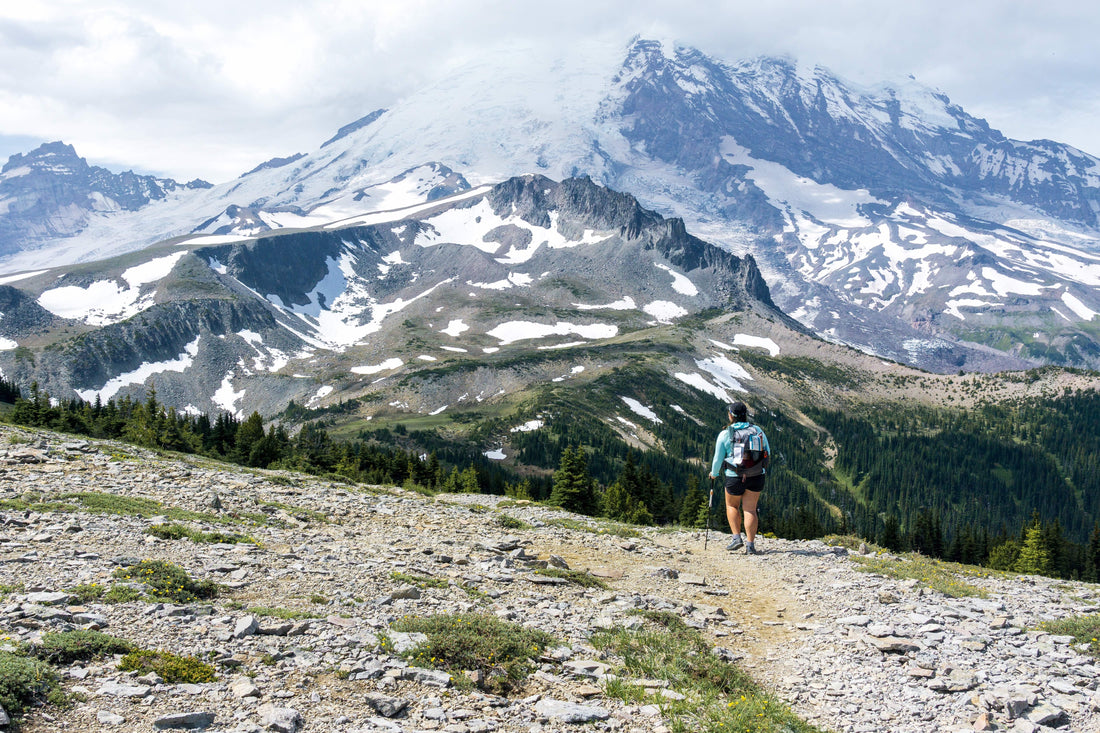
<box><xmin>590</xmin><ymin>613</ymin><xmax>823</xmax><ymax>733</ymax></box>
<box><xmin>0</xmin><ymin>583</ymin><xmax>24</xmax><ymax>599</ymax></box>
<box><xmin>848</xmin><ymin>554</ymin><xmax>999</xmax><ymax>598</ymax></box>
<box><xmin>246</xmin><ymin>606</ymin><xmax>315</xmax><ymax>620</ymax></box>
<box><xmin>389</xmin><ymin>612</ymin><xmax>554</xmax><ymax>694</ymax></box>
<box><xmin>495</xmin><ymin>514</ymin><xmax>531</xmax><ymax>530</ymax></box>
<box><xmin>1039</xmin><ymin>614</ymin><xmax>1100</xmax><ymax>657</ymax></box>
<box><xmin>533</xmin><ymin>567</ymin><xmax>608</xmax><ymax>589</ymax></box>
<box><xmin>544</xmin><ymin>516</ymin><xmax>640</xmax><ymax>538</ymax></box>
<box><xmin>145</xmin><ymin>523</ymin><xmax>258</xmax><ymax>545</ymax></box>
<box><xmin>111</xmin><ymin>560</ymin><xmax>218</xmax><ymax>603</ymax></box>
<box><xmin>390</xmin><ymin>571</ymin><xmax>449</xmax><ymax>589</ymax></box>
<box><xmin>117</xmin><ymin>650</ymin><xmax>216</xmax><ymax>683</ymax></box>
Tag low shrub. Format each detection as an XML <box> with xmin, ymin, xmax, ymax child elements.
<box><xmin>533</xmin><ymin>567</ymin><xmax>608</xmax><ymax>589</ymax></box>
<box><xmin>0</xmin><ymin>651</ymin><xmax>59</xmax><ymax>720</ymax></box>
<box><xmin>33</xmin><ymin>630</ymin><xmax>135</xmax><ymax>664</ymax></box>
<box><xmin>66</xmin><ymin>583</ymin><xmax>105</xmax><ymax>603</ymax></box>
<box><xmin>117</xmin><ymin>650</ymin><xmax>216</xmax><ymax>683</ymax></box>
<box><xmin>391</xmin><ymin>612</ymin><xmax>553</xmax><ymax>694</ymax></box>
<box><xmin>111</xmin><ymin>560</ymin><xmax>218</xmax><ymax>603</ymax></box>
<box><xmin>145</xmin><ymin>523</ymin><xmax>256</xmax><ymax>545</ymax></box>
<box><xmin>1040</xmin><ymin>614</ymin><xmax>1100</xmax><ymax>657</ymax></box>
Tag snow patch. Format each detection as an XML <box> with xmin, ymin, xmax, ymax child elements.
<box><xmin>733</xmin><ymin>334</ymin><xmax>780</xmax><ymax>356</ymax></box>
<box><xmin>643</xmin><ymin>301</ymin><xmax>688</xmax><ymax>323</ymax></box>
<box><xmin>1062</xmin><ymin>291</ymin><xmax>1097</xmax><ymax>321</ymax></box>
<box><xmin>441</xmin><ymin>319</ymin><xmax>469</xmax><ymax>337</ymax></box>
<box><xmin>654</xmin><ymin>263</ymin><xmax>698</xmax><ymax>296</ymax></box>
<box><xmin>76</xmin><ymin>336</ymin><xmax>200</xmax><ymax>402</ymax></box>
<box><xmin>351</xmin><ymin>358</ymin><xmax>404</xmax><ymax>375</ymax></box>
<box><xmin>483</xmin><ymin>447</ymin><xmax>506</xmax><ymax>460</ymax></box>
<box><xmin>674</xmin><ymin>372</ymin><xmax>732</xmax><ymax>402</ymax></box>
<box><xmin>486</xmin><ymin>320</ymin><xmax>617</xmax><ymax>345</ymax></box>
<box><xmin>621</xmin><ymin>397</ymin><xmax>662</xmax><ymax>424</ymax></box>
<box><xmin>574</xmin><ymin>296</ymin><xmax>636</xmax><ymax>311</ymax></box>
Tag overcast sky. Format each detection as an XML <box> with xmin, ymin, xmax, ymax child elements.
<box><xmin>2</xmin><ymin>0</ymin><xmax>1097</xmax><ymax>184</ymax></box>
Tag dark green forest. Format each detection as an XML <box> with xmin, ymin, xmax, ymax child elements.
<box><xmin>2</xmin><ymin>374</ymin><xmax>1099</xmax><ymax>580</ymax></box>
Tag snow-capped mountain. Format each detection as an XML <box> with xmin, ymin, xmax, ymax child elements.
<box><xmin>0</xmin><ymin>142</ymin><xmax>210</xmax><ymax>258</ymax></box>
<box><xmin>0</xmin><ymin>175</ymin><xmax>782</xmax><ymax>417</ymax></box>
<box><xmin>1</xmin><ymin>37</ymin><xmax>1098</xmax><ymax>372</ymax></box>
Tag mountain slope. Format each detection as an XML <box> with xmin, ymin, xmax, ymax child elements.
<box><xmin>1</xmin><ymin>38</ymin><xmax>1098</xmax><ymax>371</ymax></box>
<box><xmin>0</xmin><ymin>175</ymin><xmax>785</xmax><ymax>420</ymax></box>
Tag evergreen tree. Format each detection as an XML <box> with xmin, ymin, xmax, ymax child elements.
<box><xmin>879</xmin><ymin>515</ymin><xmax>903</xmax><ymax>552</ymax></box>
<box><xmin>679</xmin><ymin>480</ymin><xmax>706</xmax><ymax>528</ymax></box>
<box><xmin>1086</xmin><ymin>523</ymin><xmax>1100</xmax><ymax>582</ymax></box>
<box><xmin>232</xmin><ymin>412</ymin><xmax>266</xmax><ymax>464</ymax></box>
<box><xmin>1016</xmin><ymin>524</ymin><xmax>1052</xmax><ymax>575</ymax></box>
<box><xmin>550</xmin><ymin>447</ymin><xmax>598</xmax><ymax>515</ymax></box>
<box><xmin>987</xmin><ymin>540</ymin><xmax>1019</xmax><ymax>571</ymax></box>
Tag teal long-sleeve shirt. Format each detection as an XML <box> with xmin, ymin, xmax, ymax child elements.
<box><xmin>710</xmin><ymin>421</ymin><xmax>770</xmax><ymax>478</ymax></box>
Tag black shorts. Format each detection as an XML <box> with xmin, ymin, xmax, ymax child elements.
<box><xmin>725</xmin><ymin>474</ymin><xmax>765</xmax><ymax>496</ymax></box>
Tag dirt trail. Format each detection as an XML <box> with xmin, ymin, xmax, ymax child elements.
<box><xmin>537</xmin><ymin>529</ymin><xmax>805</xmax><ymax>657</ymax></box>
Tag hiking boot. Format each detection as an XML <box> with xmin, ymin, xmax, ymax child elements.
<box><xmin>726</xmin><ymin>535</ymin><xmax>744</xmax><ymax>551</ymax></box>
<box><xmin>745</xmin><ymin>542</ymin><xmax>758</xmax><ymax>555</ymax></box>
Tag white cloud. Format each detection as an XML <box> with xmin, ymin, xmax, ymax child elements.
<box><xmin>1</xmin><ymin>1</ymin><xmax>1097</xmax><ymax>181</ymax></box>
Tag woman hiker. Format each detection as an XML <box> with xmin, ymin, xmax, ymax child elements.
<box><xmin>709</xmin><ymin>401</ymin><xmax>770</xmax><ymax>554</ymax></box>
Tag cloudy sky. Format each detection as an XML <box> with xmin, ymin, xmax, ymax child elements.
<box><xmin>2</xmin><ymin>0</ymin><xmax>1097</xmax><ymax>183</ymax></box>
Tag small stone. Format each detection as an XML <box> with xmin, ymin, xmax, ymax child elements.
<box><xmin>972</xmin><ymin>712</ymin><xmax>996</xmax><ymax>731</ymax></box>
<box><xmin>258</xmin><ymin>704</ymin><xmax>303</xmax><ymax>733</ymax></box>
<box><xmin>96</xmin><ymin>710</ymin><xmax>125</xmax><ymax>726</ymax></box>
<box><xmin>363</xmin><ymin>692</ymin><xmax>409</xmax><ymax>718</ymax></box>
<box><xmin>231</xmin><ymin>680</ymin><xmax>261</xmax><ymax>699</ymax></box>
<box><xmin>233</xmin><ymin>615</ymin><xmax>259</xmax><ymax>638</ymax></box>
<box><xmin>97</xmin><ymin>682</ymin><xmax>151</xmax><ymax>698</ymax></box>
<box><xmin>1026</xmin><ymin>702</ymin><xmax>1068</xmax><ymax>727</ymax></box>
<box><xmin>26</xmin><ymin>591</ymin><xmax>72</xmax><ymax>605</ymax></box>
<box><xmin>153</xmin><ymin>711</ymin><xmax>216</xmax><ymax>730</ymax></box>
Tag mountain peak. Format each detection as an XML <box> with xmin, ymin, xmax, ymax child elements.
<box><xmin>2</xmin><ymin>140</ymin><xmax>86</xmax><ymax>175</ymax></box>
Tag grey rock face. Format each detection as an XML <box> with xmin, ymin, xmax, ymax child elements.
<box><xmin>534</xmin><ymin>698</ymin><xmax>611</xmax><ymax>723</ymax></box>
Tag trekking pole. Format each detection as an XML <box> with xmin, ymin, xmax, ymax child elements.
<box><xmin>704</xmin><ymin>478</ymin><xmax>715</xmax><ymax>550</ymax></box>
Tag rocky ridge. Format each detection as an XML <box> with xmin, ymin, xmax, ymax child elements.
<box><xmin>1</xmin><ymin>425</ymin><xmax>1099</xmax><ymax>733</ymax></box>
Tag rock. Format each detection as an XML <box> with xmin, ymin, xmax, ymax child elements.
<box><xmin>387</xmin><ymin>631</ymin><xmax>428</xmax><ymax>653</ymax></box>
<box><xmin>534</xmin><ymin>699</ymin><xmax>610</xmax><ymax>723</ymax></box>
<box><xmin>548</xmin><ymin>554</ymin><xmax>569</xmax><ymax>569</ymax></box>
<box><xmin>231</xmin><ymin>680</ymin><xmax>261</xmax><ymax>699</ymax></box>
<box><xmin>400</xmin><ymin>667</ymin><xmax>452</xmax><ymax>687</ymax></box>
<box><xmin>257</xmin><ymin>704</ymin><xmax>302</xmax><ymax>733</ymax></box>
<box><xmin>868</xmin><ymin>636</ymin><xmax>921</xmax><ymax>654</ymax></box>
<box><xmin>153</xmin><ymin>711</ymin><xmax>216</xmax><ymax>729</ymax></box>
<box><xmin>838</xmin><ymin>615</ymin><xmax>872</xmax><ymax>626</ymax></box>
<box><xmin>972</xmin><ymin>712</ymin><xmax>996</xmax><ymax>731</ymax></box>
<box><xmin>96</xmin><ymin>710</ymin><xmax>125</xmax><ymax>725</ymax></box>
<box><xmin>97</xmin><ymin>682</ymin><xmax>151</xmax><ymax>698</ymax></box>
<box><xmin>0</xmin><ymin>706</ymin><xmax>9</xmax><ymax>727</ymax></box>
<box><xmin>1026</xmin><ymin>703</ymin><xmax>1068</xmax><ymax>727</ymax></box>
<box><xmin>363</xmin><ymin>692</ymin><xmax>409</xmax><ymax>717</ymax></box>
<box><xmin>233</xmin><ymin>615</ymin><xmax>259</xmax><ymax>638</ymax></box>
<box><xmin>25</xmin><ymin>591</ymin><xmax>72</xmax><ymax>605</ymax></box>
